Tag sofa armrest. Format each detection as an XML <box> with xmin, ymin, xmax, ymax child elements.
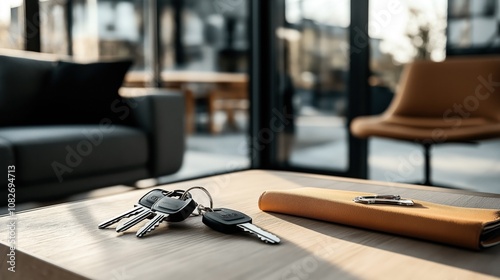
<box><xmin>122</xmin><ymin>88</ymin><xmax>185</xmax><ymax>177</ymax></box>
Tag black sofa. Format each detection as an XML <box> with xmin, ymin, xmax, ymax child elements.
<box><xmin>0</xmin><ymin>50</ymin><xmax>184</xmax><ymax>203</ymax></box>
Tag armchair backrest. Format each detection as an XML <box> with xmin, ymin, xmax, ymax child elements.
<box><xmin>385</xmin><ymin>56</ymin><xmax>500</xmax><ymax>122</ymax></box>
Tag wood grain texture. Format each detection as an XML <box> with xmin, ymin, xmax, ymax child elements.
<box><xmin>1</xmin><ymin>170</ymin><xmax>499</xmax><ymax>280</ymax></box>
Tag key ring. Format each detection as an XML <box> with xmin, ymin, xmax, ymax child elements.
<box><xmin>180</xmin><ymin>186</ymin><xmax>214</xmax><ymax>215</ymax></box>
<box><xmin>170</xmin><ymin>189</ymin><xmax>191</xmax><ymax>199</ymax></box>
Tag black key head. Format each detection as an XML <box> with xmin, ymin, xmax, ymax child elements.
<box><xmin>152</xmin><ymin>196</ymin><xmax>197</xmax><ymax>222</ymax></box>
<box><xmin>137</xmin><ymin>189</ymin><xmax>170</xmax><ymax>208</ymax></box>
<box><xmin>202</xmin><ymin>208</ymin><xmax>252</xmax><ymax>234</ymax></box>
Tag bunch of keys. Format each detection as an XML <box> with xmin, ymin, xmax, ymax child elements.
<box><xmin>98</xmin><ymin>189</ymin><xmax>197</xmax><ymax>237</ymax></box>
<box><xmin>98</xmin><ymin>186</ymin><xmax>281</xmax><ymax>244</ymax></box>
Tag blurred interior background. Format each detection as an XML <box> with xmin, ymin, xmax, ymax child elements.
<box><xmin>1</xmin><ymin>0</ymin><xmax>499</xmax><ymax>204</ymax></box>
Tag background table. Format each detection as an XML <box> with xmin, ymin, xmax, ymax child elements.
<box><xmin>125</xmin><ymin>71</ymin><xmax>248</xmax><ymax>134</ymax></box>
<box><xmin>1</xmin><ymin>170</ymin><xmax>499</xmax><ymax>279</ymax></box>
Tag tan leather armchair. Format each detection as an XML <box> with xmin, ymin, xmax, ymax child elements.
<box><xmin>351</xmin><ymin>56</ymin><xmax>500</xmax><ymax>186</ymax></box>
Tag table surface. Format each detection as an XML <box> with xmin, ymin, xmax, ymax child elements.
<box><xmin>1</xmin><ymin>170</ymin><xmax>499</xmax><ymax>280</ymax></box>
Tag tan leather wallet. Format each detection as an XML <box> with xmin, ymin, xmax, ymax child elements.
<box><xmin>258</xmin><ymin>188</ymin><xmax>500</xmax><ymax>250</ymax></box>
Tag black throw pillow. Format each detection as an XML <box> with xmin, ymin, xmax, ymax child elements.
<box><xmin>0</xmin><ymin>55</ymin><xmax>54</xmax><ymax>126</ymax></box>
<box><xmin>36</xmin><ymin>59</ymin><xmax>133</xmax><ymax>124</ymax></box>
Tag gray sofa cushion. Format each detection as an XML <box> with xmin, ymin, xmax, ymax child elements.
<box><xmin>0</xmin><ymin>125</ymin><xmax>148</xmax><ymax>184</ymax></box>
<box><xmin>0</xmin><ymin>55</ymin><xmax>54</xmax><ymax>126</ymax></box>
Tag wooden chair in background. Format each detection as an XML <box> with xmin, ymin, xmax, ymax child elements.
<box><xmin>208</xmin><ymin>82</ymin><xmax>248</xmax><ymax>134</ymax></box>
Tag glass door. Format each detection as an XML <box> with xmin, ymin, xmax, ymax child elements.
<box><xmin>281</xmin><ymin>0</ymin><xmax>351</xmax><ymax>172</ymax></box>
<box><xmin>252</xmin><ymin>0</ymin><xmax>370</xmax><ymax>178</ymax></box>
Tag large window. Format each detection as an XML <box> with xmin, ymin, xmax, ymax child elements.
<box><xmin>39</xmin><ymin>0</ymin><xmax>69</xmax><ymax>55</ymax></box>
<box><xmin>159</xmin><ymin>0</ymin><xmax>248</xmax><ymax>72</ymax></box>
<box><xmin>71</xmin><ymin>0</ymin><xmax>146</xmax><ymax>69</ymax></box>
<box><xmin>66</xmin><ymin>0</ymin><xmax>251</xmax><ymax>181</ymax></box>
<box><xmin>447</xmin><ymin>0</ymin><xmax>500</xmax><ymax>54</ymax></box>
<box><xmin>157</xmin><ymin>0</ymin><xmax>251</xmax><ymax>182</ymax></box>
<box><xmin>0</xmin><ymin>0</ymin><xmax>25</xmax><ymax>50</ymax></box>
<box><xmin>277</xmin><ymin>0</ymin><xmax>350</xmax><ymax>172</ymax></box>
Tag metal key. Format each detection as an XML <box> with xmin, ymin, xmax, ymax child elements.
<box><xmin>98</xmin><ymin>189</ymin><xmax>171</xmax><ymax>229</ymax></box>
<box><xmin>202</xmin><ymin>208</ymin><xmax>280</xmax><ymax>244</ymax></box>
<box><xmin>116</xmin><ymin>190</ymin><xmax>189</xmax><ymax>233</ymax></box>
<box><xmin>353</xmin><ymin>195</ymin><xmax>414</xmax><ymax>206</ymax></box>
<box><xmin>136</xmin><ymin>196</ymin><xmax>197</xmax><ymax>238</ymax></box>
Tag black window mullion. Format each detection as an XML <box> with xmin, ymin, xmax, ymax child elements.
<box><xmin>249</xmin><ymin>0</ymin><xmax>281</xmax><ymax>169</ymax></box>
<box><xmin>66</xmin><ymin>0</ymin><xmax>73</xmax><ymax>55</ymax></box>
<box><xmin>24</xmin><ymin>0</ymin><xmax>41</xmax><ymax>52</ymax></box>
<box><xmin>347</xmin><ymin>0</ymin><xmax>370</xmax><ymax>179</ymax></box>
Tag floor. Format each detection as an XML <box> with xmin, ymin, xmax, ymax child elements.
<box><xmin>287</xmin><ymin>114</ymin><xmax>500</xmax><ymax>194</ymax></box>
<box><xmin>369</xmin><ymin>138</ymin><xmax>500</xmax><ymax>193</ymax></box>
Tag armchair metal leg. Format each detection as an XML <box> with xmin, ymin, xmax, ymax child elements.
<box><xmin>420</xmin><ymin>141</ymin><xmax>476</xmax><ymax>188</ymax></box>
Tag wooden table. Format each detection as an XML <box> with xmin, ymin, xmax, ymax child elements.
<box><xmin>125</xmin><ymin>71</ymin><xmax>248</xmax><ymax>134</ymax></box>
<box><xmin>1</xmin><ymin>170</ymin><xmax>499</xmax><ymax>280</ymax></box>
